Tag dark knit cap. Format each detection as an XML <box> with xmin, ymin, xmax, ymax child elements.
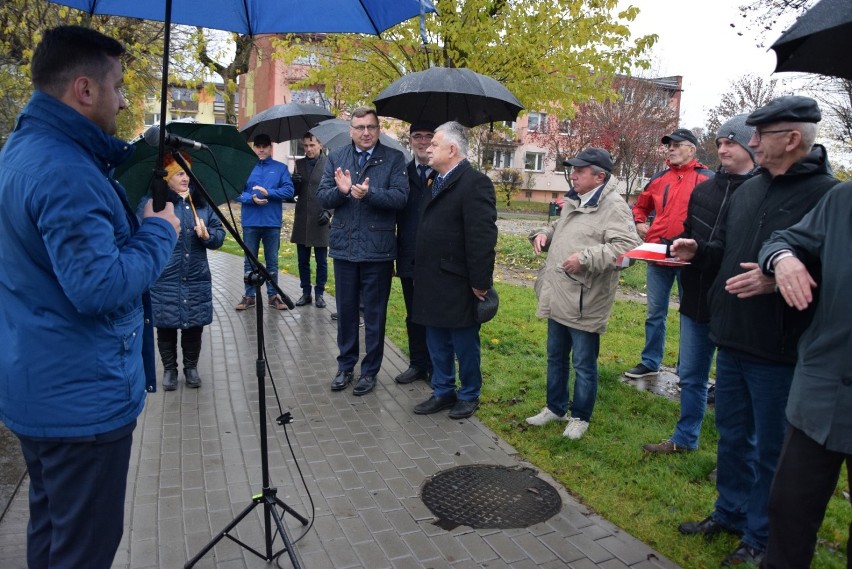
<box><xmin>716</xmin><ymin>114</ymin><xmax>755</xmax><ymax>161</ymax></box>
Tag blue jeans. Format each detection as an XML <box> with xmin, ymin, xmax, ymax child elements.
<box><xmin>242</xmin><ymin>226</ymin><xmax>281</xmax><ymax>298</ymax></box>
<box><xmin>711</xmin><ymin>348</ymin><xmax>794</xmax><ymax>551</ymax></box>
<box><xmin>671</xmin><ymin>314</ymin><xmax>716</xmax><ymax>449</ymax></box>
<box><xmin>426</xmin><ymin>325</ymin><xmax>482</xmax><ymax>402</ymax></box>
<box><xmin>640</xmin><ymin>264</ymin><xmax>681</xmax><ymax>371</ymax></box>
<box><xmin>296</xmin><ymin>244</ymin><xmax>327</xmax><ymax>296</ymax></box>
<box><xmin>545</xmin><ymin>319</ymin><xmax>600</xmax><ymax>422</ymax></box>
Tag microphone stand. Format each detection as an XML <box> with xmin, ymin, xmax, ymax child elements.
<box><xmin>167</xmin><ymin>151</ymin><xmax>307</xmax><ymax>568</ymax></box>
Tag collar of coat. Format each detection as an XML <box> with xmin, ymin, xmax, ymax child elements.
<box><xmin>565</xmin><ymin>176</ymin><xmax>610</xmax><ymax>207</ymax></box>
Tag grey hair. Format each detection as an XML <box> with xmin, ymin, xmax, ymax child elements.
<box><xmin>797</xmin><ymin>122</ymin><xmax>818</xmax><ymax>151</ymax></box>
<box><xmin>435</xmin><ymin>121</ymin><xmax>468</xmax><ymax>157</ymax></box>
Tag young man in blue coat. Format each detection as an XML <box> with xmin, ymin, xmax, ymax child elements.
<box><xmin>234</xmin><ymin>133</ymin><xmax>294</xmax><ymax>311</ymax></box>
<box><xmin>0</xmin><ymin>26</ymin><xmax>180</xmax><ymax>568</ymax></box>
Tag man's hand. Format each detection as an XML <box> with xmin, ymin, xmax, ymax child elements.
<box><xmin>635</xmin><ymin>221</ymin><xmax>650</xmax><ymax>239</ymax></box>
<box><xmin>143</xmin><ymin>200</ymin><xmax>180</xmax><ymax>236</ymax></box>
<box><xmin>561</xmin><ymin>253</ymin><xmax>584</xmax><ymax>275</ymax></box>
<box><xmin>531</xmin><ymin>233</ymin><xmax>547</xmax><ymax>255</ymax></box>
<box><xmin>350</xmin><ymin>178</ymin><xmax>370</xmax><ymax>200</ymax></box>
<box><xmin>252</xmin><ymin>185</ymin><xmax>268</xmax><ymax>197</ymax></box>
<box><xmin>251</xmin><ymin>195</ymin><xmax>268</xmax><ymax>205</ymax></box>
<box><xmin>725</xmin><ymin>262</ymin><xmax>776</xmax><ymax>298</ymax></box>
<box><xmin>670</xmin><ymin>238</ymin><xmax>698</xmax><ymax>262</ymax></box>
<box><xmin>773</xmin><ymin>256</ymin><xmax>817</xmax><ymax>311</ymax></box>
<box><xmin>334</xmin><ymin>167</ymin><xmax>353</xmax><ymax>195</ymax></box>
<box><xmin>472</xmin><ymin>287</ymin><xmax>488</xmax><ymax>301</ymax></box>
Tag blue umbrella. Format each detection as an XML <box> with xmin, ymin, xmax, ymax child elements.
<box><xmin>48</xmin><ymin>0</ymin><xmax>437</xmax><ymax>206</ymax></box>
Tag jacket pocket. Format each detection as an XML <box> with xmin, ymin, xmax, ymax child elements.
<box><xmin>440</xmin><ymin>258</ymin><xmax>468</xmax><ymax>279</ymax></box>
<box><xmin>103</xmin><ymin>306</ymin><xmax>145</xmax><ymax>401</ymax></box>
<box><xmin>367</xmin><ymin>222</ymin><xmax>395</xmax><ymax>255</ymax></box>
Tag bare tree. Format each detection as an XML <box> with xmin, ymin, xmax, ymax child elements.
<box><xmin>493</xmin><ymin>168</ymin><xmax>523</xmax><ymax>208</ymax></box>
<box><xmin>704</xmin><ymin>74</ymin><xmax>782</xmax><ymax>134</ymax></box>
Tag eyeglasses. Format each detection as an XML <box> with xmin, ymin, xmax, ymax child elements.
<box><xmin>411</xmin><ymin>133</ymin><xmax>434</xmax><ymax>141</ymax></box>
<box><xmin>350</xmin><ymin>124</ymin><xmax>379</xmax><ymax>132</ymax></box>
<box><xmin>665</xmin><ymin>142</ymin><xmax>694</xmax><ymax>149</ymax></box>
<box><xmin>753</xmin><ymin>129</ymin><xmax>793</xmax><ymax>141</ymax></box>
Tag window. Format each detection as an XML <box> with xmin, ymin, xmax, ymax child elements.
<box><xmin>551</xmin><ymin>192</ymin><xmax>559</xmax><ymax>200</ymax></box>
<box><xmin>491</xmin><ymin>149</ymin><xmax>514</xmax><ymax>169</ymax></box>
<box><xmin>290</xmin><ymin>139</ymin><xmax>306</xmax><ymax>157</ymax></box>
<box><xmin>558</xmin><ymin>119</ymin><xmax>573</xmax><ymax>136</ymax></box>
<box><xmin>143</xmin><ymin>113</ymin><xmax>160</xmax><ymax>127</ymax></box>
<box><xmin>524</xmin><ymin>191</ymin><xmax>532</xmax><ymax>199</ymax></box>
<box><xmin>524</xmin><ymin>152</ymin><xmax>545</xmax><ymax>172</ymax></box>
<box><xmin>527</xmin><ymin>112</ymin><xmax>547</xmax><ymax>133</ymax></box>
<box><xmin>554</xmin><ymin>154</ymin><xmax>568</xmax><ymax>173</ymax></box>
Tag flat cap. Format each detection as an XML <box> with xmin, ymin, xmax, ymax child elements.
<box><xmin>563</xmin><ymin>147</ymin><xmax>613</xmax><ymax>173</ymax></box>
<box><xmin>661</xmin><ymin>128</ymin><xmax>698</xmax><ymax>146</ymax></box>
<box><xmin>746</xmin><ymin>96</ymin><xmax>821</xmax><ymax>126</ymax></box>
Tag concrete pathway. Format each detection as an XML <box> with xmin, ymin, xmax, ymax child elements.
<box><xmin>0</xmin><ymin>251</ymin><xmax>680</xmax><ymax>569</ymax></box>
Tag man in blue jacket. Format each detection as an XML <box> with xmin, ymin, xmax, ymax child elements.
<box><xmin>0</xmin><ymin>26</ymin><xmax>179</xmax><ymax>569</ymax></box>
<box><xmin>318</xmin><ymin>107</ymin><xmax>408</xmax><ymax>396</ymax></box>
<box><xmin>234</xmin><ymin>133</ymin><xmax>294</xmax><ymax>311</ymax></box>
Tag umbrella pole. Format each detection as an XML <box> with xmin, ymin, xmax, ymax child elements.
<box><xmin>150</xmin><ymin>0</ymin><xmax>173</xmax><ymax>213</ymax></box>
<box><xmin>171</xmin><ymin>152</ymin><xmax>306</xmax><ymax>569</ymax></box>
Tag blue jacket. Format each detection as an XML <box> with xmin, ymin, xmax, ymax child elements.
<box><xmin>317</xmin><ymin>142</ymin><xmax>408</xmax><ymax>262</ymax></box>
<box><xmin>138</xmin><ymin>190</ymin><xmax>225</xmax><ymax>329</ymax></box>
<box><xmin>236</xmin><ymin>157</ymin><xmax>294</xmax><ymax>227</ymax></box>
<box><xmin>0</xmin><ymin>91</ymin><xmax>177</xmax><ymax>438</ymax></box>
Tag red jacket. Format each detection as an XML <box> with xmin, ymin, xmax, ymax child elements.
<box><xmin>632</xmin><ymin>159</ymin><xmax>713</xmax><ymax>244</ymax></box>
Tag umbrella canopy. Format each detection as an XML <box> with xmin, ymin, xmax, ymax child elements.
<box><xmin>239</xmin><ymin>103</ymin><xmax>335</xmax><ymax>143</ymax></box>
<box><xmin>49</xmin><ymin>0</ymin><xmax>436</xmax><ymax>35</ymax></box>
<box><xmin>309</xmin><ymin>119</ymin><xmax>411</xmax><ymax>162</ymax></box>
<box><xmin>114</xmin><ymin>122</ymin><xmax>257</xmax><ymax>208</ymax></box>
<box><xmin>373</xmin><ymin>67</ymin><xmax>524</xmax><ymax>128</ymax></box>
<box><xmin>771</xmin><ymin>0</ymin><xmax>852</xmax><ymax>80</ymax></box>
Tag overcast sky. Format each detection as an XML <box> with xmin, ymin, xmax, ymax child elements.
<box><xmin>622</xmin><ymin>0</ymin><xmax>791</xmax><ymax>130</ymax></box>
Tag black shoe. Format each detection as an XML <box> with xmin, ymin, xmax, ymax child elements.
<box><xmin>295</xmin><ymin>294</ymin><xmax>312</xmax><ymax>306</ymax></box>
<box><xmin>678</xmin><ymin>516</ymin><xmax>741</xmax><ymax>537</ymax></box>
<box><xmin>722</xmin><ymin>542</ymin><xmax>764</xmax><ymax>566</ymax></box>
<box><xmin>413</xmin><ymin>394</ymin><xmax>457</xmax><ymax>415</ymax></box>
<box><xmin>314</xmin><ymin>295</ymin><xmax>326</xmax><ymax>308</ymax></box>
<box><xmin>394</xmin><ymin>366</ymin><xmax>429</xmax><ymax>384</ymax></box>
<box><xmin>624</xmin><ymin>363</ymin><xmax>659</xmax><ymax>378</ymax></box>
<box><xmin>448</xmin><ymin>399</ymin><xmax>479</xmax><ymax>419</ymax></box>
<box><xmin>184</xmin><ymin>368</ymin><xmax>201</xmax><ymax>388</ymax></box>
<box><xmin>352</xmin><ymin>375</ymin><xmax>377</xmax><ymax>396</ymax></box>
<box><xmin>330</xmin><ymin>370</ymin><xmax>354</xmax><ymax>391</ymax></box>
<box><xmin>162</xmin><ymin>369</ymin><xmax>178</xmax><ymax>391</ymax></box>
<box><xmin>331</xmin><ymin>312</ymin><xmax>338</xmax><ymax>321</ymax></box>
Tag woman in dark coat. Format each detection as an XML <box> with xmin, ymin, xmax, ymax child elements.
<box><xmin>139</xmin><ymin>152</ymin><xmax>225</xmax><ymax>390</ymax></box>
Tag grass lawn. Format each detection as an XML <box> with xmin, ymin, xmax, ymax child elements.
<box><xmin>219</xmin><ymin>229</ymin><xmax>848</xmax><ymax>569</ymax></box>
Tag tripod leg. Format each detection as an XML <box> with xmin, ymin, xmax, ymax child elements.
<box><xmin>184</xmin><ymin>500</ymin><xmax>259</xmax><ymax>568</ymax></box>
<box><xmin>274</xmin><ymin>495</ymin><xmax>310</xmax><ymax>526</ymax></box>
<box><xmin>265</xmin><ymin>497</ymin><xmax>303</xmax><ymax>569</ymax></box>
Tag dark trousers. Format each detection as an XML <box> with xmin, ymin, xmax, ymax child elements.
<box><xmin>18</xmin><ymin>422</ymin><xmax>135</xmax><ymax>569</ymax></box>
<box><xmin>156</xmin><ymin>326</ymin><xmax>203</xmax><ymax>346</ymax></box>
<box><xmin>333</xmin><ymin>259</ymin><xmax>393</xmax><ymax>376</ymax></box>
<box><xmin>296</xmin><ymin>244</ymin><xmax>328</xmax><ymax>296</ymax></box>
<box><xmin>762</xmin><ymin>426</ymin><xmax>851</xmax><ymax>568</ymax></box>
<box><xmin>399</xmin><ymin>276</ymin><xmax>430</xmax><ymax>371</ymax></box>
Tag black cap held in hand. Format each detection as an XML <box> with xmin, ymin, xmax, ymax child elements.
<box><xmin>746</xmin><ymin>96</ymin><xmax>821</xmax><ymax>126</ymax></box>
<box><xmin>563</xmin><ymin>147</ymin><xmax>613</xmax><ymax>173</ymax></box>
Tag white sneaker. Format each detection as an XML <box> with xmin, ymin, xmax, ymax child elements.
<box><xmin>563</xmin><ymin>418</ymin><xmax>589</xmax><ymax>440</ymax></box>
<box><xmin>525</xmin><ymin>407</ymin><xmax>568</xmax><ymax>426</ymax></box>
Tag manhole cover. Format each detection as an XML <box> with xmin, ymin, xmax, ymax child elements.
<box><xmin>420</xmin><ymin>465</ymin><xmax>562</xmax><ymax>530</ymax></box>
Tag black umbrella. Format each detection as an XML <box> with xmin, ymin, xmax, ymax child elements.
<box><xmin>771</xmin><ymin>0</ymin><xmax>852</xmax><ymax>79</ymax></box>
<box><xmin>373</xmin><ymin>67</ymin><xmax>524</xmax><ymax>128</ymax></box>
<box><xmin>309</xmin><ymin>119</ymin><xmax>411</xmax><ymax>162</ymax></box>
<box><xmin>114</xmin><ymin>121</ymin><xmax>257</xmax><ymax>208</ymax></box>
<box><xmin>239</xmin><ymin>102</ymin><xmax>335</xmax><ymax>143</ymax></box>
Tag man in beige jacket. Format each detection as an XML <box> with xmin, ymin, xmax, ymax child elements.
<box><xmin>525</xmin><ymin>148</ymin><xmax>641</xmax><ymax>439</ymax></box>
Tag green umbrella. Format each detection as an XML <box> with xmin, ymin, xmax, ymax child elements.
<box><xmin>114</xmin><ymin>122</ymin><xmax>257</xmax><ymax>209</ymax></box>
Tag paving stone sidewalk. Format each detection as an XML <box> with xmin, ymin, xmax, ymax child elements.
<box><xmin>0</xmin><ymin>251</ymin><xmax>680</xmax><ymax>569</ymax></box>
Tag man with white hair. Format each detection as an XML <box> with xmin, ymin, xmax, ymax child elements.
<box><xmin>410</xmin><ymin>121</ymin><xmax>498</xmax><ymax>420</ymax></box>
<box><xmin>672</xmin><ymin>96</ymin><xmax>839</xmax><ymax>566</ymax></box>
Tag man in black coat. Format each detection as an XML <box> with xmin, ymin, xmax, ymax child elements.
<box><xmin>643</xmin><ymin>114</ymin><xmax>757</xmax><ymax>454</ymax></box>
<box><xmin>290</xmin><ymin>132</ymin><xmax>329</xmax><ymax>308</ymax></box>
<box><xmin>394</xmin><ymin>121</ymin><xmax>437</xmax><ymax>385</ymax></box>
<box><xmin>411</xmin><ymin>121</ymin><xmax>498</xmax><ymax>420</ymax></box>
<box><xmin>672</xmin><ymin>96</ymin><xmax>839</xmax><ymax>566</ymax></box>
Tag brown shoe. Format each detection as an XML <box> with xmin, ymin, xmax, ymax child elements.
<box><xmin>642</xmin><ymin>439</ymin><xmax>693</xmax><ymax>453</ymax></box>
<box><xmin>235</xmin><ymin>296</ymin><xmax>256</xmax><ymax>311</ymax></box>
<box><xmin>268</xmin><ymin>295</ymin><xmax>288</xmax><ymax>310</ymax></box>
